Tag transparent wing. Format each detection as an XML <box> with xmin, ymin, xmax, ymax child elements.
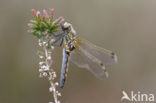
<box><xmin>69</xmin><ymin>37</ymin><xmax>117</xmax><ymax>79</ymax></box>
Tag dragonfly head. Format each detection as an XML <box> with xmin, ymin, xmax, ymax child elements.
<box><xmin>64</xmin><ymin>22</ymin><xmax>71</xmax><ymax>28</ymax></box>
<box><xmin>61</xmin><ymin>22</ymin><xmax>71</xmax><ymax>31</ymax></box>
<box><xmin>61</xmin><ymin>22</ymin><xmax>76</xmax><ymax>35</ymax></box>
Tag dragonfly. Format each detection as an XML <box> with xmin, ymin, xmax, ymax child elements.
<box><xmin>51</xmin><ymin>22</ymin><xmax>117</xmax><ymax>88</ymax></box>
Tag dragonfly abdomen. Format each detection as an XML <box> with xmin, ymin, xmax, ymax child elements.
<box><xmin>60</xmin><ymin>48</ymin><xmax>70</xmax><ymax>88</ymax></box>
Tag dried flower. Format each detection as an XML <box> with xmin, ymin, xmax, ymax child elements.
<box><xmin>55</xmin><ymin>82</ymin><xmax>59</xmax><ymax>86</ymax></box>
<box><xmin>36</xmin><ymin>11</ymin><xmax>41</xmax><ymax>19</ymax></box>
<box><xmin>43</xmin><ymin>9</ymin><xmax>49</xmax><ymax>18</ymax></box>
<box><xmin>50</xmin><ymin>8</ymin><xmax>54</xmax><ymax>17</ymax></box>
<box><xmin>28</xmin><ymin>9</ymin><xmax>63</xmax><ymax>103</ymax></box>
<box><xmin>43</xmin><ymin>72</ymin><xmax>48</xmax><ymax>77</ymax></box>
<box><xmin>32</xmin><ymin>9</ymin><xmax>36</xmax><ymax>17</ymax></box>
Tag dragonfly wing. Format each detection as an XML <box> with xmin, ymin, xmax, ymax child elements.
<box><xmin>70</xmin><ymin>37</ymin><xmax>117</xmax><ymax>79</ymax></box>
<box><xmin>70</xmin><ymin>48</ymin><xmax>106</xmax><ymax>79</ymax></box>
<box><xmin>78</xmin><ymin>38</ymin><xmax>117</xmax><ymax>66</ymax></box>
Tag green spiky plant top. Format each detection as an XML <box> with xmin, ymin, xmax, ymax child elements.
<box><xmin>29</xmin><ymin>9</ymin><xmax>64</xmax><ymax>39</ymax></box>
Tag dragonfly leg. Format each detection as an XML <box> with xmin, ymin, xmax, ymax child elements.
<box><xmin>51</xmin><ymin>33</ymin><xmax>64</xmax><ymax>45</ymax></box>
<box><xmin>52</xmin><ymin>38</ymin><xmax>64</xmax><ymax>47</ymax></box>
<box><xmin>59</xmin><ymin>38</ymin><xmax>64</xmax><ymax>46</ymax></box>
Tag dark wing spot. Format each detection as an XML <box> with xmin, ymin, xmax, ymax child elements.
<box><xmin>100</xmin><ymin>63</ymin><xmax>104</xmax><ymax>66</ymax></box>
<box><xmin>111</xmin><ymin>52</ymin><xmax>115</xmax><ymax>59</ymax></box>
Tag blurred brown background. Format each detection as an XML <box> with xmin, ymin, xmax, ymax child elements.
<box><xmin>0</xmin><ymin>0</ymin><xmax>156</xmax><ymax>103</ymax></box>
